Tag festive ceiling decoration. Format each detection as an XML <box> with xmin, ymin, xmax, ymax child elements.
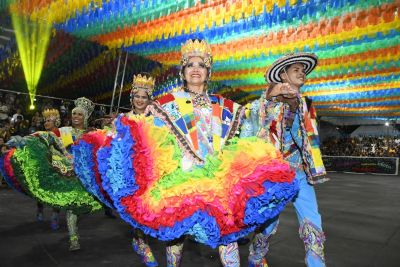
<box><xmin>0</xmin><ymin>0</ymin><xmax>399</xmax><ymax>118</ymax></box>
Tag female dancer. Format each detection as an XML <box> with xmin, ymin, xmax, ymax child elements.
<box><xmin>74</xmin><ymin>39</ymin><xmax>298</xmax><ymax>266</ymax></box>
<box><xmin>36</xmin><ymin>109</ymin><xmax>62</xmax><ymax>230</ymax></box>
<box><xmin>1</xmin><ymin>98</ymin><xmax>102</xmax><ymax>251</ymax></box>
<box><xmin>63</xmin><ymin>97</ymin><xmax>98</xmax><ymax>251</ymax></box>
<box><xmin>127</xmin><ymin>74</ymin><xmax>159</xmax><ymax>266</ymax></box>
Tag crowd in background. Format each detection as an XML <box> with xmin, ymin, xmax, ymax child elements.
<box><xmin>0</xmin><ymin>92</ymin><xmax>108</xmax><ymax>150</ymax></box>
<box><xmin>321</xmin><ymin>136</ymin><xmax>400</xmax><ymax>157</ymax></box>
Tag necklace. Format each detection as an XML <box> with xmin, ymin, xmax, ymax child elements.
<box><xmin>192</xmin><ymin>93</ymin><xmax>210</xmax><ymax>107</ymax></box>
<box><xmin>71</xmin><ymin>127</ymin><xmax>85</xmax><ymax>141</ymax></box>
<box><xmin>186</xmin><ymin>88</ymin><xmax>210</xmax><ymax>108</ymax></box>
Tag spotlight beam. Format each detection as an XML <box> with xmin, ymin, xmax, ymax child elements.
<box><xmin>10</xmin><ymin>8</ymin><xmax>51</xmax><ymax>106</ymax></box>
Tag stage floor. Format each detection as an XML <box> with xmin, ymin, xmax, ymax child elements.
<box><xmin>1</xmin><ymin>172</ymin><xmax>399</xmax><ymax>267</ymax></box>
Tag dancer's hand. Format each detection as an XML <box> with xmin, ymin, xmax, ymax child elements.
<box><xmin>268</xmin><ymin>83</ymin><xmax>298</xmax><ymax>98</ymax></box>
<box><xmin>6</xmin><ymin>136</ymin><xmax>26</xmax><ymax>148</ymax></box>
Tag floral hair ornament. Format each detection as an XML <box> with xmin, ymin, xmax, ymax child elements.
<box><xmin>42</xmin><ymin>109</ymin><xmax>61</xmax><ymax>127</ymax></box>
<box><xmin>130</xmin><ymin>74</ymin><xmax>155</xmax><ymax>100</ymax></box>
<box><xmin>72</xmin><ymin>97</ymin><xmax>95</xmax><ymax>127</ymax></box>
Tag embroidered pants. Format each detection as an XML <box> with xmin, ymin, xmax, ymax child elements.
<box><xmin>250</xmin><ymin>171</ymin><xmax>326</xmax><ymax>267</ymax></box>
<box><xmin>166</xmin><ymin>239</ymin><xmax>240</xmax><ymax>267</ymax></box>
<box><xmin>66</xmin><ymin>209</ymin><xmax>78</xmax><ymax>242</ymax></box>
<box><xmin>132</xmin><ymin>230</ymin><xmax>158</xmax><ymax>266</ymax></box>
<box><xmin>248</xmin><ymin>221</ymin><xmax>278</xmax><ymax>267</ymax></box>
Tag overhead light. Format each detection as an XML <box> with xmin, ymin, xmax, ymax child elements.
<box><xmin>385</xmin><ymin>122</ymin><xmax>389</xmax><ymax>126</ymax></box>
<box><xmin>11</xmin><ymin>12</ymin><xmax>51</xmax><ymax>110</ymax></box>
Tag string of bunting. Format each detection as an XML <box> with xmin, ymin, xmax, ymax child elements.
<box><xmin>2</xmin><ymin>0</ymin><xmax>399</xmax><ymax>117</ymax></box>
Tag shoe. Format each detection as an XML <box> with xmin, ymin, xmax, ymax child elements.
<box><xmin>249</xmin><ymin>258</ymin><xmax>268</xmax><ymax>267</ymax></box>
<box><xmin>36</xmin><ymin>212</ymin><xmax>44</xmax><ymax>222</ymax></box>
<box><xmin>69</xmin><ymin>235</ymin><xmax>80</xmax><ymax>251</ymax></box>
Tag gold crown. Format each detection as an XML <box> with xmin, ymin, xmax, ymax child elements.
<box><xmin>180</xmin><ymin>39</ymin><xmax>212</xmax><ymax>67</ymax></box>
<box><xmin>42</xmin><ymin>109</ymin><xmax>61</xmax><ymax>127</ymax></box>
<box><xmin>42</xmin><ymin>109</ymin><xmax>60</xmax><ymax>119</ymax></box>
<box><xmin>131</xmin><ymin>74</ymin><xmax>155</xmax><ymax>97</ymax></box>
<box><xmin>74</xmin><ymin>97</ymin><xmax>95</xmax><ymax>118</ymax></box>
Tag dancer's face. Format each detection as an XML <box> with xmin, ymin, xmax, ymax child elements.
<box><xmin>280</xmin><ymin>63</ymin><xmax>306</xmax><ymax>88</ymax></box>
<box><xmin>72</xmin><ymin>109</ymin><xmax>85</xmax><ymax>129</ymax></box>
<box><xmin>44</xmin><ymin>117</ymin><xmax>56</xmax><ymax>131</ymax></box>
<box><xmin>132</xmin><ymin>89</ymin><xmax>150</xmax><ymax>113</ymax></box>
<box><xmin>184</xmin><ymin>57</ymin><xmax>208</xmax><ymax>88</ymax></box>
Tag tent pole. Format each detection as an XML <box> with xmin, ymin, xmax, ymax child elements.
<box><xmin>109</xmin><ymin>49</ymin><xmax>122</xmax><ymax>115</ymax></box>
<box><xmin>117</xmin><ymin>52</ymin><xmax>129</xmax><ymax>113</ymax></box>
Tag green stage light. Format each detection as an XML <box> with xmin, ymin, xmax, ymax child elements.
<box><xmin>11</xmin><ymin>10</ymin><xmax>51</xmax><ymax>107</ymax></box>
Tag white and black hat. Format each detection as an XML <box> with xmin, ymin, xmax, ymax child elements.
<box><xmin>265</xmin><ymin>52</ymin><xmax>318</xmax><ymax>84</ymax></box>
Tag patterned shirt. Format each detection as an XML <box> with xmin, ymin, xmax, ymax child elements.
<box><xmin>282</xmin><ymin>112</ymin><xmax>303</xmax><ymax>170</ymax></box>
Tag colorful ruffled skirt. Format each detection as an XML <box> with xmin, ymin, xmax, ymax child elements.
<box><xmin>0</xmin><ymin>148</ymin><xmax>27</xmax><ymax>195</ymax></box>
<box><xmin>0</xmin><ymin>133</ymin><xmax>102</xmax><ymax>214</ymax></box>
<box><xmin>73</xmin><ymin>116</ymin><xmax>299</xmax><ymax>248</ymax></box>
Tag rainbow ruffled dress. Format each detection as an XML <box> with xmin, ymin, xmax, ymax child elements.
<box><xmin>73</xmin><ymin>92</ymin><xmax>299</xmax><ymax>248</ymax></box>
<box><xmin>0</xmin><ymin>147</ymin><xmax>27</xmax><ymax>195</ymax></box>
<box><xmin>0</xmin><ymin>129</ymin><xmax>102</xmax><ymax>214</ymax></box>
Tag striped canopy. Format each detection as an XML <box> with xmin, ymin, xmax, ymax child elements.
<box><xmin>0</xmin><ymin>0</ymin><xmax>399</xmax><ymax>118</ymax></box>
